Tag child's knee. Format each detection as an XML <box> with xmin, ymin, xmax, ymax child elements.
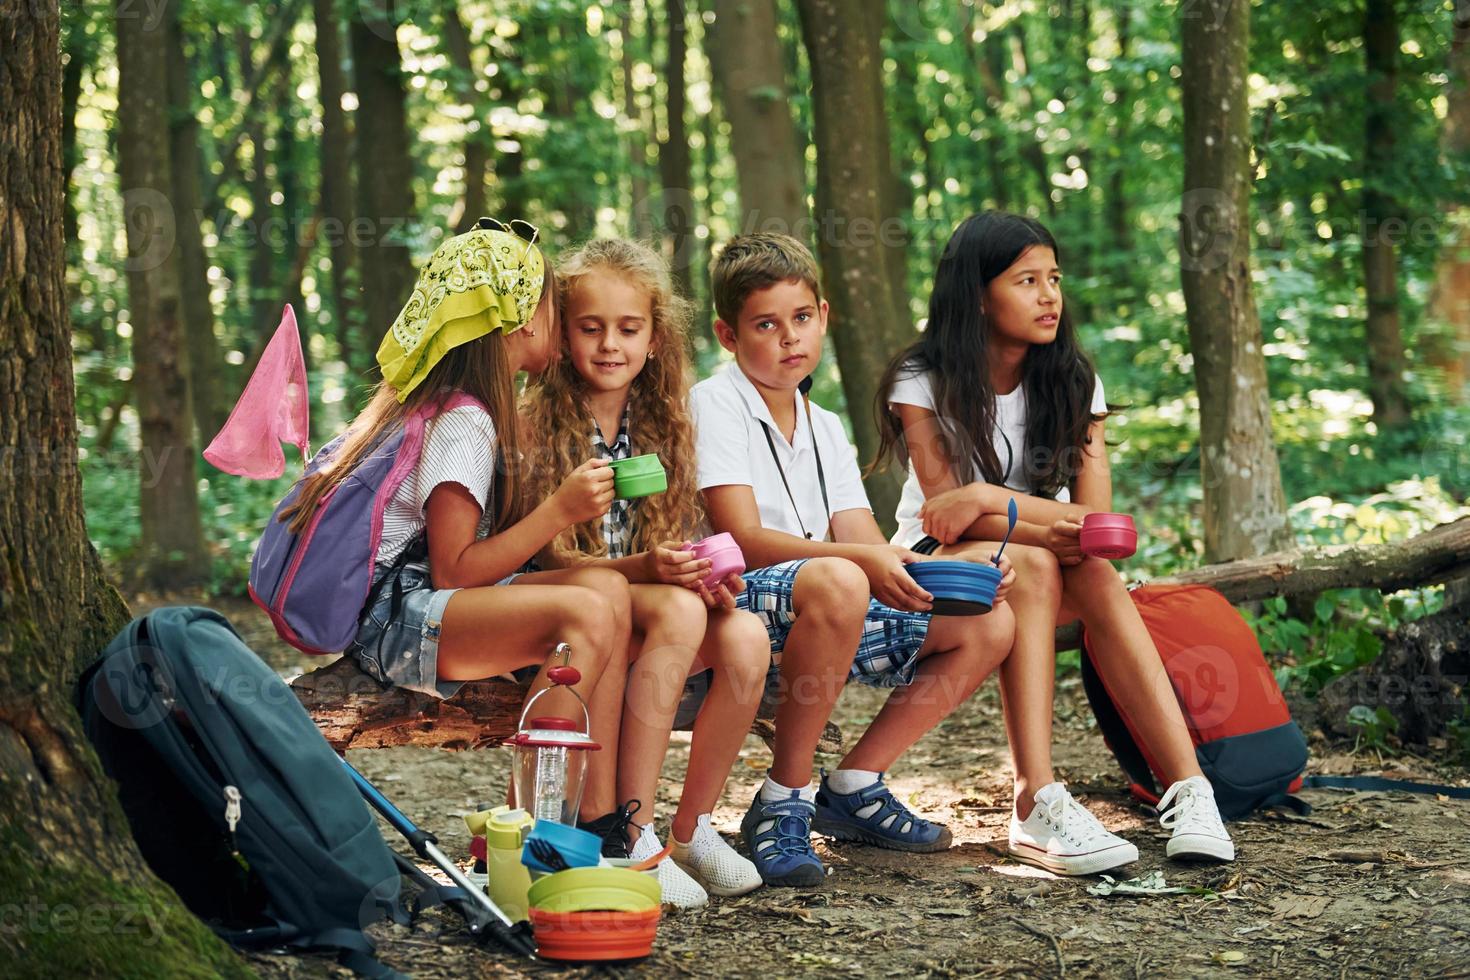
<box><xmin>792</xmin><ymin>557</ymin><xmax>869</xmax><ymax>623</ymax></box>
<box><xmin>724</xmin><ymin>612</ymin><xmax>774</xmax><ymax>684</ymax></box>
<box><xmin>1064</xmin><ymin>555</ymin><xmax>1123</xmax><ymax>597</ymax></box>
<box><xmin>567</xmin><ymin>567</ymin><xmax>633</xmax><ymax>625</ymax></box>
<box><xmin>984</xmin><ymin>601</ymin><xmax>1017</xmax><ymax>650</ymax></box>
<box><xmin>561</xmin><ymin>585</ymin><xmax>625</xmax><ymax>651</ymax></box>
<box><xmin>1007</xmin><ymin>543</ymin><xmax>1061</xmax><ymax>597</ymax></box>
<box><xmin>648</xmin><ymin>584</ymin><xmax>707</xmax><ymax>631</ymax></box>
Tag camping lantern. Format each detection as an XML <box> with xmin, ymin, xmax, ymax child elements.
<box><xmin>509</xmin><ymin>644</ymin><xmax>600</xmax><ymax>825</ymax></box>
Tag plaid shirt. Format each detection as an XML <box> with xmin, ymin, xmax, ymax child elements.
<box><xmin>593</xmin><ymin>409</ymin><xmax>635</xmax><ymax>559</ymax></box>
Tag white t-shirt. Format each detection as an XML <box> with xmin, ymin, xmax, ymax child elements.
<box><xmin>377</xmin><ymin>405</ymin><xmax>498</xmax><ymax>567</ymax></box>
<box><xmin>888</xmin><ymin>365</ymin><xmax>1106</xmax><ymax>548</ymax></box>
<box><xmin>690</xmin><ymin>363</ymin><xmax>870</xmax><ymax>542</ymax></box>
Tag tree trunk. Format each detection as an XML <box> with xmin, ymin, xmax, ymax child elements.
<box><xmin>311</xmin><ymin>0</ymin><xmax>360</xmax><ymax>374</ymax></box>
<box><xmin>1050</xmin><ymin>516</ymin><xmax>1470</xmax><ymax>651</ymax></box>
<box><xmin>1362</xmin><ymin>0</ymin><xmax>1413</xmax><ymax>428</ymax></box>
<box><xmin>1427</xmin><ymin>5</ymin><xmax>1470</xmax><ymax>402</ymax></box>
<box><xmin>796</xmin><ymin>0</ymin><xmax>909</xmax><ymax>531</ymax></box>
<box><xmin>441</xmin><ymin>2</ymin><xmax>490</xmax><ymax>235</ymax></box>
<box><xmin>1007</xmin><ymin>25</ymin><xmax>1059</xmax><ymax>218</ymax></box>
<box><xmin>60</xmin><ymin>12</ymin><xmax>88</xmax><ymax>246</ymax></box>
<box><xmin>658</xmin><ymin>0</ymin><xmax>697</xmax><ymax>300</ymax></box>
<box><xmin>706</xmin><ymin>0</ymin><xmax>808</xmax><ymax>239</ymax></box>
<box><xmin>619</xmin><ymin>5</ymin><xmax>656</xmax><ymax>240</ymax></box>
<box><xmin>1</xmin><ymin>4</ymin><xmax>247</xmax><ymax>974</ymax></box>
<box><xmin>350</xmin><ymin>2</ymin><xmax>418</xmax><ymax>343</ymax></box>
<box><xmin>167</xmin><ymin>7</ymin><xmax>229</xmax><ymax>447</ymax></box>
<box><xmin>1106</xmin><ymin>2</ymin><xmax>1133</xmax><ymax>258</ymax></box>
<box><xmin>118</xmin><ymin>0</ymin><xmax>209</xmax><ymax>589</ymax></box>
<box><xmin>291</xmin><ymin>656</ymin><xmax>844</xmax><ymax>755</ymax></box>
<box><xmin>238</xmin><ymin>26</ymin><xmax>279</xmax><ymax>336</ymax></box>
<box><xmin>1178</xmin><ymin>0</ymin><xmax>1294</xmax><ymax>563</ymax></box>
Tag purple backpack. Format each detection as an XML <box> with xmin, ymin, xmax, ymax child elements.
<box><xmin>249</xmin><ymin>392</ymin><xmax>483</xmax><ymax>654</ymax></box>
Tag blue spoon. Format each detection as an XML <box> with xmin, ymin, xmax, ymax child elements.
<box><xmin>993</xmin><ymin>497</ymin><xmax>1018</xmax><ymax>568</ymax></box>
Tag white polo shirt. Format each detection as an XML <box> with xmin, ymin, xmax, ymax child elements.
<box><xmin>690</xmin><ymin>363</ymin><xmax>871</xmax><ymax>541</ymax></box>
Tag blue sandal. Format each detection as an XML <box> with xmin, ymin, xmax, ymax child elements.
<box><xmin>740</xmin><ymin>789</ymin><xmax>826</xmax><ymax>887</ymax></box>
<box><xmin>813</xmin><ymin>772</ymin><xmax>953</xmax><ymax>852</ymax></box>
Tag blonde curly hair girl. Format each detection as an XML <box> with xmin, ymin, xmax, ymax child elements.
<box><xmin>523</xmin><ymin>238</ymin><xmax>701</xmax><ymax>562</ymax></box>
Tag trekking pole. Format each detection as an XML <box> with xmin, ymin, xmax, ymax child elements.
<box><xmin>339</xmin><ymin>757</ymin><xmax>537</xmax><ymax>959</ymax></box>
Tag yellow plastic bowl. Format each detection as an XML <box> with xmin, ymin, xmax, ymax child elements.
<box><xmin>527</xmin><ymin>866</ymin><xmax>661</xmax><ymax>913</ymax></box>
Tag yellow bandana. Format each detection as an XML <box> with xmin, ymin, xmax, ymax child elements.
<box><xmin>376</xmin><ymin>219</ymin><xmax>546</xmax><ymax>401</ymax></box>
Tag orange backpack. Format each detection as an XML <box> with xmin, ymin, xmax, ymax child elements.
<box><xmin>1080</xmin><ymin>584</ymin><xmax>1308</xmax><ymax>819</ymax></box>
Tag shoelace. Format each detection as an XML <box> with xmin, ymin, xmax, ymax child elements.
<box><xmin>758</xmin><ymin>800</ymin><xmax>816</xmax><ymax>859</ymax></box>
<box><xmin>1157</xmin><ymin>781</ymin><xmax>1224</xmax><ymax>834</ymax></box>
<box><xmin>1040</xmin><ymin>791</ymin><xmax>1110</xmax><ymax>845</ymax></box>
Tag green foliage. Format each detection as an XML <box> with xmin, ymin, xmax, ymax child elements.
<box><xmin>1346</xmin><ymin>703</ymin><xmax>1399</xmax><ymax>752</ymax></box>
<box><xmin>1243</xmin><ymin>586</ymin><xmax>1445</xmax><ymax>696</ymax></box>
<box><xmin>68</xmin><ymin>0</ymin><xmax>1470</xmax><ymax>633</ymax></box>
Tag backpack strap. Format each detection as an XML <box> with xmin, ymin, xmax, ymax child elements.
<box><xmin>303</xmin><ymin>928</ymin><xmax>410</xmax><ymax>980</ymax></box>
<box><xmin>1300</xmin><ymin>774</ymin><xmax>1470</xmax><ymax>799</ymax></box>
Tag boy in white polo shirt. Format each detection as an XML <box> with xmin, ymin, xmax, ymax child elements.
<box><xmin>686</xmin><ymin>234</ymin><xmax>1017</xmax><ymax>888</ymax></box>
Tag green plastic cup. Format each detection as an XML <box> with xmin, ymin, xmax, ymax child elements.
<box><xmin>608</xmin><ymin>454</ymin><xmax>667</xmax><ymax>499</ymax></box>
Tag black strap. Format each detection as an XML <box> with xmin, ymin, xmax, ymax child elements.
<box><xmin>758</xmin><ymin>394</ymin><xmax>830</xmax><ymax>541</ymax></box>
<box><xmin>1300</xmin><ymin>774</ymin><xmax>1470</xmax><ymax>799</ymax></box>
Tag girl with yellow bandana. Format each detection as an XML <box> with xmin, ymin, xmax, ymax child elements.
<box><xmin>280</xmin><ymin>219</ymin><xmax>634</xmax><ymax>827</ymax></box>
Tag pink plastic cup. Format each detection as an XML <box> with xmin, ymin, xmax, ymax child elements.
<box><xmin>688</xmin><ymin>533</ymin><xmax>746</xmax><ymax>591</ymax></box>
<box><xmin>1079</xmin><ymin>513</ymin><xmax>1137</xmax><ymax>559</ymax></box>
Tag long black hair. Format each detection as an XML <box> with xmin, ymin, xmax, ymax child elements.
<box><xmin>874</xmin><ymin>211</ymin><xmax>1102</xmax><ymax>499</ymax></box>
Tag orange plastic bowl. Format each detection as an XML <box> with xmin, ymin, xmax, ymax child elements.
<box><xmin>529</xmin><ymin>906</ymin><xmax>661</xmax><ymax>962</ymax></box>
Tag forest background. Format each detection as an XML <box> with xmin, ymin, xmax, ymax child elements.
<box><xmin>63</xmin><ymin>0</ymin><xmax>1470</xmax><ymax>742</ymax></box>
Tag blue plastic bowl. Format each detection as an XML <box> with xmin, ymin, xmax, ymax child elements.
<box><xmin>522</xmin><ymin>819</ymin><xmax>603</xmax><ymax>873</ymax></box>
<box><xmin>907</xmin><ymin>561</ymin><xmax>1002</xmax><ymax>616</ymax></box>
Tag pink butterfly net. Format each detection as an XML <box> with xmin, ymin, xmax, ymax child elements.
<box><xmin>204</xmin><ymin>304</ymin><xmax>311</xmax><ymax>479</ymax></box>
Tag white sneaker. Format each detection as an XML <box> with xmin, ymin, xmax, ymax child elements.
<box><xmin>630</xmin><ymin>823</ymin><xmax>709</xmax><ymax>909</ymax></box>
<box><xmin>1008</xmin><ymin>782</ymin><xmax>1139</xmax><ymax>876</ymax></box>
<box><xmin>671</xmin><ymin>814</ymin><xmax>763</xmax><ymax>897</ymax></box>
<box><xmin>1158</xmin><ymin>776</ymin><xmax>1234</xmax><ymax>861</ymax></box>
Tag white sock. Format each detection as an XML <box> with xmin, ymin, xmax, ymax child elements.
<box><xmin>826</xmin><ymin>768</ymin><xmax>897</xmax><ymax>826</ymax></box>
<box><xmin>826</xmin><ymin>768</ymin><xmax>881</xmax><ymax>794</ymax></box>
<box><xmin>760</xmin><ymin>775</ymin><xmax>815</xmax><ymax>803</ymax></box>
<box><xmin>757</xmin><ymin>776</ymin><xmax>814</xmax><ymax>852</ymax></box>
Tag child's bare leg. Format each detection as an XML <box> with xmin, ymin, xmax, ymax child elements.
<box><xmin>769</xmin><ymin>558</ymin><xmax>869</xmax><ymax>787</ymax></box>
<box><xmin>1061</xmin><ymin>557</ymin><xmax>1202</xmax><ymax>782</ymax></box>
<box><xmin>837</xmin><ymin>603</ymin><xmax>1015</xmax><ymax>771</ymax></box>
<box><xmin>619</xmin><ymin>583</ymin><xmax>706</xmax><ymax>840</ymax></box>
<box><xmin>671</xmin><ymin>609</ymin><xmax>770</xmax><ymax>843</ymax></box>
<box><xmin>501</xmin><ymin>567</ymin><xmax>633</xmax><ymax>818</ymax></box>
<box><xmin>936</xmin><ymin>541</ymin><xmax>1061</xmax><ymax>818</ymax></box>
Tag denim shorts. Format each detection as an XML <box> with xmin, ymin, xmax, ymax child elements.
<box><xmin>347</xmin><ymin>554</ymin><xmax>522</xmax><ymax>700</ymax></box>
<box><xmin>674</xmin><ymin>558</ymin><xmax>933</xmax><ymax>724</ymax></box>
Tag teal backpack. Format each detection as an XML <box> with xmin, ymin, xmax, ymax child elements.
<box><xmin>79</xmin><ymin>607</ymin><xmax>407</xmax><ymax>979</ymax></box>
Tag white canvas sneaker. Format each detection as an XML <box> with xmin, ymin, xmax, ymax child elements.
<box><xmin>630</xmin><ymin>823</ymin><xmax>709</xmax><ymax>909</ymax></box>
<box><xmin>1008</xmin><ymin>782</ymin><xmax>1139</xmax><ymax>876</ymax></box>
<box><xmin>1158</xmin><ymin>776</ymin><xmax>1235</xmax><ymax>861</ymax></box>
<box><xmin>671</xmin><ymin>814</ymin><xmax>763</xmax><ymax>897</ymax></box>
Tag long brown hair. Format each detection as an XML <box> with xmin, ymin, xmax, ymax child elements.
<box><xmin>874</xmin><ymin>212</ymin><xmax>1102</xmax><ymax>498</ymax></box>
<box><xmin>523</xmin><ymin>239</ymin><xmax>699</xmax><ymax>562</ymax></box>
<box><xmin>280</xmin><ymin>265</ymin><xmax>554</xmax><ymax>536</ymax></box>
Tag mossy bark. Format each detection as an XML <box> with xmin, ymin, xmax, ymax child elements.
<box><xmin>0</xmin><ymin>2</ymin><xmax>251</xmax><ymax>975</ymax></box>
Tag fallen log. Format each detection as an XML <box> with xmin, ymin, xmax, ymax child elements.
<box><xmin>1055</xmin><ymin>516</ymin><xmax>1470</xmax><ymax>651</ymax></box>
<box><xmin>294</xmin><ymin>518</ymin><xmax>1468</xmax><ymax>750</ymax></box>
<box><xmin>291</xmin><ymin>654</ymin><xmax>843</xmax><ymax>754</ymax></box>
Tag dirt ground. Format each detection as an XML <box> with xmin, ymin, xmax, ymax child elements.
<box><xmin>162</xmin><ymin>596</ymin><xmax>1470</xmax><ymax>978</ymax></box>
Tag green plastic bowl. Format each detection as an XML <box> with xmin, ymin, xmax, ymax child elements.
<box><xmin>527</xmin><ymin>866</ymin><xmax>662</xmax><ymax>913</ymax></box>
<box><xmin>608</xmin><ymin>454</ymin><xmax>668</xmax><ymax>499</ymax></box>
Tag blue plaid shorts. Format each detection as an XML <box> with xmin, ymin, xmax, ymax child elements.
<box><xmin>740</xmin><ymin>559</ymin><xmax>931</xmax><ymax>688</ymax></box>
<box><xmin>673</xmin><ymin>559</ymin><xmax>932</xmax><ymax>727</ymax></box>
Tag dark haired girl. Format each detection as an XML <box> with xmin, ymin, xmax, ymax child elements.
<box><xmin>875</xmin><ymin>212</ymin><xmax>1235</xmax><ymax>873</ymax></box>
